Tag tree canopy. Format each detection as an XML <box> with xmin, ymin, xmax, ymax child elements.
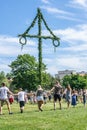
<box><xmin>62</xmin><ymin>74</ymin><xmax>87</xmax><ymax>90</ymax></box>
<box><xmin>0</xmin><ymin>71</ymin><xmax>11</xmax><ymax>87</ymax></box>
<box><xmin>9</xmin><ymin>54</ymin><xmax>54</xmax><ymax>91</ymax></box>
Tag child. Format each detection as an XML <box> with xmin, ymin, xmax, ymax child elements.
<box><xmin>64</xmin><ymin>84</ymin><xmax>72</xmax><ymax>108</ymax></box>
<box><xmin>14</xmin><ymin>88</ymin><xmax>26</xmax><ymax>113</ymax></box>
<box><xmin>71</xmin><ymin>89</ymin><xmax>77</xmax><ymax>107</ymax></box>
<box><xmin>9</xmin><ymin>94</ymin><xmax>14</xmax><ymax>104</ymax></box>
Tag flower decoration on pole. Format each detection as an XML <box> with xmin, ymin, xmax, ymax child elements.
<box><xmin>18</xmin><ymin>8</ymin><xmax>60</xmax><ymax>85</ymax></box>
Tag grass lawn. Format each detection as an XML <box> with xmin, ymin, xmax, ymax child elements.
<box><xmin>0</xmin><ymin>101</ymin><xmax>87</xmax><ymax>130</ymax></box>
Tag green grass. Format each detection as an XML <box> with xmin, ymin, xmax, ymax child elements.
<box><xmin>0</xmin><ymin>101</ymin><xmax>87</xmax><ymax>130</ymax></box>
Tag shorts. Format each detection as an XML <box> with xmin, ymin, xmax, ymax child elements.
<box><xmin>0</xmin><ymin>99</ymin><xmax>9</xmax><ymax>107</ymax></box>
<box><xmin>37</xmin><ymin>96</ymin><xmax>43</xmax><ymax>101</ymax></box>
<box><xmin>19</xmin><ymin>101</ymin><xmax>25</xmax><ymax>107</ymax></box>
<box><xmin>54</xmin><ymin>94</ymin><xmax>61</xmax><ymax>102</ymax></box>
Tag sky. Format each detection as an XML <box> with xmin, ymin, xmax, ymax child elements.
<box><xmin>0</xmin><ymin>0</ymin><xmax>87</xmax><ymax>76</ymax></box>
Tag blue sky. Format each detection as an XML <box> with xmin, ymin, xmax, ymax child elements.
<box><xmin>0</xmin><ymin>0</ymin><xmax>87</xmax><ymax>76</ymax></box>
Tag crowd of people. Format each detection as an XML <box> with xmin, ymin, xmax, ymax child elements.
<box><xmin>0</xmin><ymin>81</ymin><xmax>87</xmax><ymax>115</ymax></box>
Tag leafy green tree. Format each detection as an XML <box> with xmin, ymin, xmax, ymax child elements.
<box><xmin>70</xmin><ymin>74</ymin><xmax>87</xmax><ymax>89</ymax></box>
<box><xmin>9</xmin><ymin>54</ymin><xmax>50</xmax><ymax>91</ymax></box>
<box><xmin>9</xmin><ymin>54</ymin><xmax>39</xmax><ymax>91</ymax></box>
<box><xmin>41</xmin><ymin>72</ymin><xmax>55</xmax><ymax>89</ymax></box>
<box><xmin>62</xmin><ymin>75</ymin><xmax>71</xmax><ymax>88</ymax></box>
<box><xmin>62</xmin><ymin>74</ymin><xmax>87</xmax><ymax>90</ymax></box>
<box><xmin>0</xmin><ymin>71</ymin><xmax>10</xmax><ymax>86</ymax></box>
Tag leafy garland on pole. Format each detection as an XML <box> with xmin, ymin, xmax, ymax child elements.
<box><xmin>18</xmin><ymin>8</ymin><xmax>60</xmax><ymax>85</ymax></box>
<box><xmin>38</xmin><ymin>8</ymin><xmax>42</xmax><ymax>84</ymax></box>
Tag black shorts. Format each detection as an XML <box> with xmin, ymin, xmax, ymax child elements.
<box><xmin>19</xmin><ymin>101</ymin><xmax>25</xmax><ymax>107</ymax></box>
<box><xmin>54</xmin><ymin>94</ymin><xmax>61</xmax><ymax>102</ymax></box>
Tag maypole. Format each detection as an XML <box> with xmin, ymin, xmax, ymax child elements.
<box><xmin>18</xmin><ymin>8</ymin><xmax>60</xmax><ymax>85</ymax></box>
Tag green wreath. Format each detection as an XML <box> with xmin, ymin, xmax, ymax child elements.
<box><xmin>52</xmin><ymin>39</ymin><xmax>60</xmax><ymax>47</ymax></box>
<box><xmin>19</xmin><ymin>36</ymin><xmax>27</xmax><ymax>45</ymax></box>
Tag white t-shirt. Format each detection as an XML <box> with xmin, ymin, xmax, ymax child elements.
<box><xmin>18</xmin><ymin>91</ymin><xmax>25</xmax><ymax>102</ymax></box>
<box><xmin>0</xmin><ymin>86</ymin><xmax>9</xmax><ymax>100</ymax></box>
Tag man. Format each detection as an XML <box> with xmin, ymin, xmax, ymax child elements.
<box><xmin>50</xmin><ymin>81</ymin><xmax>62</xmax><ymax>110</ymax></box>
<box><xmin>0</xmin><ymin>82</ymin><xmax>13</xmax><ymax>115</ymax></box>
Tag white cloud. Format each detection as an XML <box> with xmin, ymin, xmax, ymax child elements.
<box><xmin>44</xmin><ymin>55</ymin><xmax>87</xmax><ymax>75</ymax></box>
<box><xmin>0</xmin><ymin>35</ymin><xmax>35</xmax><ymax>46</ymax></box>
<box><xmin>69</xmin><ymin>0</ymin><xmax>87</xmax><ymax>9</ymax></box>
<box><xmin>0</xmin><ymin>35</ymin><xmax>37</xmax><ymax>55</ymax></box>
<box><xmin>41</xmin><ymin>6</ymin><xmax>73</xmax><ymax>15</ymax></box>
<box><xmin>41</xmin><ymin>24</ymin><xmax>87</xmax><ymax>47</ymax></box>
<box><xmin>62</xmin><ymin>44</ymin><xmax>87</xmax><ymax>52</ymax></box>
<box><xmin>56</xmin><ymin>15</ymin><xmax>84</xmax><ymax>22</ymax></box>
<box><xmin>41</xmin><ymin>6</ymin><xmax>83</xmax><ymax>22</ymax></box>
<box><xmin>0</xmin><ymin>35</ymin><xmax>39</xmax><ymax>73</ymax></box>
<box><xmin>56</xmin><ymin>56</ymin><xmax>87</xmax><ymax>71</ymax></box>
<box><xmin>54</xmin><ymin>24</ymin><xmax>87</xmax><ymax>44</ymax></box>
<box><xmin>72</xmin><ymin>0</ymin><xmax>87</xmax><ymax>7</ymax></box>
<box><xmin>41</xmin><ymin>0</ymin><xmax>50</xmax><ymax>4</ymax></box>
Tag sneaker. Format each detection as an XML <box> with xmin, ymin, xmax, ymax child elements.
<box><xmin>21</xmin><ymin>110</ymin><xmax>23</xmax><ymax>113</ymax></box>
<box><xmin>39</xmin><ymin>108</ymin><xmax>43</xmax><ymax>111</ymax></box>
<box><xmin>9</xmin><ymin>112</ymin><xmax>13</xmax><ymax>114</ymax></box>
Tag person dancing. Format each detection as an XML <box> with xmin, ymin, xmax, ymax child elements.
<box><xmin>50</xmin><ymin>81</ymin><xmax>62</xmax><ymax>110</ymax></box>
<box><xmin>0</xmin><ymin>82</ymin><xmax>13</xmax><ymax>115</ymax></box>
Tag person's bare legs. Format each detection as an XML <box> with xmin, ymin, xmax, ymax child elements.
<box><xmin>6</xmin><ymin>100</ymin><xmax>12</xmax><ymax>114</ymax></box>
<box><xmin>0</xmin><ymin>100</ymin><xmax>4</xmax><ymax>115</ymax></box>
<box><xmin>37</xmin><ymin>101</ymin><xmax>39</xmax><ymax>110</ymax></box>
<box><xmin>67</xmin><ymin>101</ymin><xmax>70</xmax><ymax>108</ymax></box>
<box><xmin>20</xmin><ymin>106</ymin><xmax>24</xmax><ymax>113</ymax></box>
<box><xmin>53</xmin><ymin>99</ymin><xmax>57</xmax><ymax>110</ymax></box>
<box><xmin>38</xmin><ymin>101</ymin><xmax>43</xmax><ymax>111</ymax></box>
<box><xmin>59</xmin><ymin>101</ymin><xmax>62</xmax><ymax>110</ymax></box>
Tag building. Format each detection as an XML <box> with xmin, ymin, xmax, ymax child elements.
<box><xmin>77</xmin><ymin>71</ymin><xmax>87</xmax><ymax>76</ymax></box>
<box><xmin>55</xmin><ymin>70</ymin><xmax>76</xmax><ymax>80</ymax></box>
<box><xmin>55</xmin><ymin>70</ymin><xmax>87</xmax><ymax>80</ymax></box>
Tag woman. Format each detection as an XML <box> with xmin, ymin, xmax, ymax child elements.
<box><xmin>36</xmin><ymin>85</ymin><xmax>44</xmax><ymax>111</ymax></box>
<box><xmin>64</xmin><ymin>84</ymin><xmax>72</xmax><ymax>108</ymax></box>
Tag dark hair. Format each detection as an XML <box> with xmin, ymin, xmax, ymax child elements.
<box><xmin>2</xmin><ymin>83</ymin><xmax>5</xmax><ymax>86</ymax></box>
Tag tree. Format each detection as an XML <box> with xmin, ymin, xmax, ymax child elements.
<box><xmin>0</xmin><ymin>71</ymin><xmax>10</xmax><ymax>86</ymax></box>
<box><xmin>41</xmin><ymin>72</ymin><xmax>55</xmax><ymax>89</ymax></box>
<box><xmin>62</xmin><ymin>75</ymin><xmax>71</xmax><ymax>88</ymax></box>
<box><xmin>9</xmin><ymin>54</ymin><xmax>49</xmax><ymax>91</ymax></box>
<box><xmin>9</xmin><ymin>54</ymin><xmax>39</xmax><ymax>91</ymax></box>
<box><xmin>70</xmin><ymin>74</ymin><xmax>87</xmax><ymax>89</ymax></box>
<box><xmin>62</xmin><ymin>74</ymin><xmax>87</xmax><ymax>90</ymax></box>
